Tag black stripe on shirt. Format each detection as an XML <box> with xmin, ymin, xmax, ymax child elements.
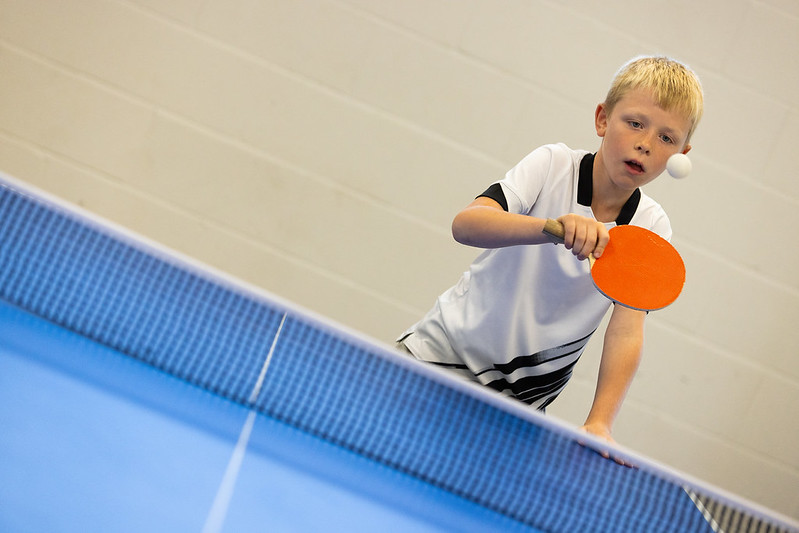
<box><xmin>485</xmin><ymin>359</ymin><xmax>579</xmax><ymax>406</ymax></box>
<box><xmin>476</xmin><ymin>330</ymin><xmax>595</xmax><ymax>377</ymax></box>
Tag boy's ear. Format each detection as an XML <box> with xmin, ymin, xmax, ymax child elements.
<box><xmin>595</xmin><ymin>103</ymin><xmax>608</xmax><ymax>137</ymax></box>
<box><xmin>682</xmin><ymin>143</ymin><xmax>692</xmax><ymax>155</ymax></box>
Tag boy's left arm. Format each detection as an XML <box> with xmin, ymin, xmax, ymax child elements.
<box><xmin>581</xmin><ymin>304</ymin><xmax>647</xmax><ymax>442</ymax></box>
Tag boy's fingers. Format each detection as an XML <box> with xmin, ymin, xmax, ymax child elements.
<box><xmin>556</xmin><ymin>216</ymin><xmax>609</xmax><ymax>260</ymax></box>
<box><xmin>558</xmin><ymin>217</ymin><xmax>576</xmax><ymax>250</ymax></box>
<box><xmin>585</xmin><ymin>225</ymin><xmax>601</xmax><ymax>259</ymax></box>
<box><xmin>574</xmin><ymin>225</ymin><xmax>600</xmax><ymax>260</ymax></box>
<box><xmin>572</xmin><ymin>225</ymin><xmax>588</xmax><ymax>257</ymax></box>
<box><xmin>592</xmin><ymin>227</ymin><xmax>611</xmax><ymax>258</ymax></box>
<box><xmin>578</xmin><ymin>428</ymin><xmax>636</xmax><ymax>468</ymax></box>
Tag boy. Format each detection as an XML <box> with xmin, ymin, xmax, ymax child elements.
<box><xmin>397</xmin><ymin>56</ymin><xmax>703</xmax><ymax>446</ymax></box>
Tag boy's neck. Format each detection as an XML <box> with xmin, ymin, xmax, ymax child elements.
<box><xmin>591</xmin><ymin>185</ymin><xmax>629</xmax><ymax>222</ymax></box>
<box><xmin>579</xmin><ymin>153</ymin><xmax>639</xmax><ymax>225</ymax></box>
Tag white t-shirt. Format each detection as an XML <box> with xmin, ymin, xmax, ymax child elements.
<box><xmin>400</xmin><ymin>143</ymin><xmax>671</xmax><ymax>410</ymax></box>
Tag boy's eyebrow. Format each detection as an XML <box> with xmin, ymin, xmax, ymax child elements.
<box><xmin>622</xmin><ymin>110</ymin><xmax>687</xmax><ymax>137</ymax></box>
<box><xmin>660</xmin><ymin>120</ymin><xmax>691</xmax><ymax>139</ymax></box>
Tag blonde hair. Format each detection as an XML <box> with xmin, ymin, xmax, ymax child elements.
<box><xmin>605</xmin><ymin>56</ymin><xmax>704</xmax><ymax>143</ymax></box>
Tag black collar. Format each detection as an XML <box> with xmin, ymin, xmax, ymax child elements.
<box><xmin>578</xmin><ymin>153</ymin><xmax>640</xmax><ymax>226</ymax></box>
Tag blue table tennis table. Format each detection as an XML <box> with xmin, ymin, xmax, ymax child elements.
<box><xmin>0</xmin><ymin>174</ymin><xmax>793</xmax><ymax>533</ymax></box>
<box><xmin>0</xmin><ymin>300</ymin><xmax>540</xmax><ymax>532</ymax></box>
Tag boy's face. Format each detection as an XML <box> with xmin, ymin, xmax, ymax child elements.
<box><xmin>595</xmin><ymin>88</ymin><xmax>692</xmax><ymax>191</ymax></box>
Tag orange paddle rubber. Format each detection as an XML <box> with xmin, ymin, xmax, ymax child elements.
<box><xmin>543</xmin><ymin>219</ymin><xmax>685</xmax><ymax>311</ymax></box>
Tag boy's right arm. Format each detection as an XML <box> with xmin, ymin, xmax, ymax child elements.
<box><xmin>451</xmin><ymin>197</ymin><xmax>609</xmax><ymax>260</ymax></box>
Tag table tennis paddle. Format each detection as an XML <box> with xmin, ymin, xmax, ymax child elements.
<box><xmin>543</xmin><ymin>219</ymin><xmax>685</xmax><ymax>311</ymax></box>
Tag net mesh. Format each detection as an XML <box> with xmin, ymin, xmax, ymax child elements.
<box><xmin>0</xmin><ymin>178</ymin><xmax>794</xmax><ymax>533</ymax></box>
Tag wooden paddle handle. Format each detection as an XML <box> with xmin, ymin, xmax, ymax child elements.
<box><xmin>542</xmin><ymin>218</ymin><xmax>595</xmax><ymax>267</ymax></box>
<box><xmin>542</xmin><ymin>218</ymin><xmax>565</xmax><ymax>242</ymax></box>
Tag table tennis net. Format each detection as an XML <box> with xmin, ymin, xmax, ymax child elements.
<box><xmin>0</xmin><ymin>175</ymin><xmax>795</xmax><ymax>533</ymax></box>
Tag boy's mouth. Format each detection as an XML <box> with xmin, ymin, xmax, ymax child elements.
<box><xmin>625</xmin><ymin>160</ymin><xmax>645</xmax><ymax>174</ymax></box>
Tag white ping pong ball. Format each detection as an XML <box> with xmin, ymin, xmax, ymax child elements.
<box><xmin>666</xmin><ymin>153</ymin><xmax>692</xmax><ymax>179</ymax></box>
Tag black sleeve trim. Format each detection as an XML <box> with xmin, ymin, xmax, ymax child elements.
<box><xmin>477</xmin><ymin>183</ymin><xmax>509</xmax><ymax>211</ymax></box>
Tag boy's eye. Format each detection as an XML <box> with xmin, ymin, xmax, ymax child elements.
<box><xmin>628</xmin><ymin>121</ymin><xmax>643</xmax><ymax>129</ymax></box>
<box><xmin>660</xmin><ymin>134</ymin><xmax>674</xmax><ymax>144</ymax></box>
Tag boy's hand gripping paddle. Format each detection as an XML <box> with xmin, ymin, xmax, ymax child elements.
<box><xmin>543</xmin><ymin>219</ymin><xmax>686</xmax><ymax>311</ymax></box>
